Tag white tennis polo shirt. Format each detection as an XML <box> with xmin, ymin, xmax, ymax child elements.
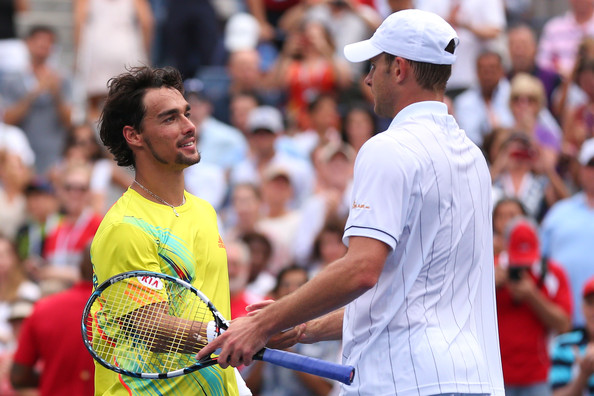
<box><xmin>341</xmin><ymin>101</ymin><xmax>504</xmax><ymax>396</ymax></box>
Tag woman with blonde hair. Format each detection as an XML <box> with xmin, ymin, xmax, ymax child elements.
<box><xmin>509</xmin><ymin>73</ymin><xmax>561</xmax><ymax>157</ymax></box>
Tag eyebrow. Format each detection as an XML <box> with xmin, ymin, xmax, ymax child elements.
<box><xmin>156</xmin><ymin>104</ymin><xmax>191</xmax><ymax>120</ymax></box>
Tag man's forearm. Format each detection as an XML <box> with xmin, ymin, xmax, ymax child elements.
<box><xmin>302</xmin><ymin>309</ymin><xmax>345</xmax><ymax>344</ymax></box>
<box><xmin>255</xmin><ymin>237</ymin><xmax>388</xmax><ymax>341</ymax></box>
<box><xmin>525</xmin><ymin>290</ymin><xmax>571</xmax><ymax>334</ymax></box>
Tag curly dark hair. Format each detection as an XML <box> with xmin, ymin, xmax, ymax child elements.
<box><xmin>98</xmin><ymin>66</ymin><xmax>184</xmax><ymax>168</ymax></box>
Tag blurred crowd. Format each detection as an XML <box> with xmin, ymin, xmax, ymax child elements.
<box><xmin>0</xmin><ymin>0</ymin><xmax>594</xmax><ymax>395</ymax></box>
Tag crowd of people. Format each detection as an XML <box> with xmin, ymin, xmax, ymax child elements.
<box><xmin>0</xmin><ymin>0</ymin><xmax>593</xmax><ymax>395</ymax></box>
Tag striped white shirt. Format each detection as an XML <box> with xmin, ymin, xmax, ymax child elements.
<box><xmin>341</xmin><ymin>101</ymin><xmax>504</xmax><ymax>396</ymax></box>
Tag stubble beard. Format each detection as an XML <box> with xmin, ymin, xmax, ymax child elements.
<box><xmin>145</xmin><ymin>136</ymin><xmax>201</xmax><ymax>168</ymax></box>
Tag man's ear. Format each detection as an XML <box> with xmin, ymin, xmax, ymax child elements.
<box><xmin>123</xmin><ymin>125</ymin><xmax>142</xmax><ymax>148</ymax></box>
<box><xmin>393</xmin><ymin>57</ymin><xmax>408</xmax><ymax>83</ymax></box>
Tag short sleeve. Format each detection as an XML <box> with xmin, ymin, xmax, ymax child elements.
<box><xmin>91</xmin><ymin>221</ymin><xmax>162</xmax><ymax>284</ymax></box>
<box><xmin>343</xmin><ymin>135</ymin><xmax>416</xmax><ymax>250</ymax></box>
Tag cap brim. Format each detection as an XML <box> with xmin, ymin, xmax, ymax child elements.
<box><xmin>344</xmin><ymin>39</ymin><xmax>382</xmax><ymax>63</ymax></box>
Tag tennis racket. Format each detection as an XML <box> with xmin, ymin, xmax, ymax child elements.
<box><xmin>81</xmin><ymin>270</ymin><xmax>355</xmax><ymax>385</ymax></box>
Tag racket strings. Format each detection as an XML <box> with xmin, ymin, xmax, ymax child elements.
<box><xmin>85</xmin><ymin>277</ymin><xmax>216</xmax><ymax>374</ymax></box>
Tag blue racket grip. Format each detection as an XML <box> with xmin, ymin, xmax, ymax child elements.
<box><xmin>258</xmin><ymin>348</ymin><xmax>355</xmax><ymax>385</ymax></box>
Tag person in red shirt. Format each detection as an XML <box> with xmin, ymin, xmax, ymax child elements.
<box><xmin>495</xmin><ymin>216</ymin><xmax>573</xmax><ymax>396</ymax></box>
<box><xmin>9</xmin><ymin>244</ymin><xmax>94</xmax><ymax>395</ymax></box>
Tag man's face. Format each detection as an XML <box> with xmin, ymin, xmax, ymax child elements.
<box><xmin>26</xmin><ymin>31</ymin><xmax>54</xmax><ymax>62</ymax></box>
<box><xmin>477</xmin><ymin>54</ymin><xmax>504</xmax><ymax>93</ymax></box>
<box><xmin>364</xmin><ymin>53</ymin><xmax>399</xmax><ymax>119</ymax></box>
<box><xmin>508</xmin><ymin>27</ymin><xmax>536</xmax><ymax>72</ymax></box>
<box><xmin>249</xmin><ymin>129</ymin><xmax>276</xmax><ymax>158</ymax></box>
<box><xmin>138</xmin><ymin>87</ymin><xmax>199</xmax><ymax>169</ymax></box>
<box><xmin>228</xmin><ymin>50</ymin><xmax>261</xmax><ymax>89</ymax></box>
<box><xmin>59</xmin><ymin>169</ymin><xmax>91</xmax><ymax>216</ymax></box>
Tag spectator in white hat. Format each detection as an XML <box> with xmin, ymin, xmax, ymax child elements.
<box><xmin>200</xmin><ymin>9</ymin><xmax>505</xmax><ymax>396</ymax></box>
<box><xmin>229</xmin><ymin>105</ymin><xmax>314</xmax><ymax>207</ymax></box>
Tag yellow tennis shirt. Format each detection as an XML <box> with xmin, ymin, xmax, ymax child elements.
<box><xmin>90</xmin><ymin>188</ymin><xmax>239</xmax><ymax>396</ymax></box>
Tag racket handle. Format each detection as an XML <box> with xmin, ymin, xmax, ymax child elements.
<box><xmin>257</xmin><ymin>348</ymin><xmax>355</xmax><ymax>385</ymax></box>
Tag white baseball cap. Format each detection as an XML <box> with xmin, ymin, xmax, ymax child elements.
<box><xmin>578</xmin><ymin>138</ymin><xmax>594</xmax><ymax>166</ymax></box>
<box><xmin>247</xmin><ymin>106</ymin><xmax>284</xmax><ymax>134</ymax></box>
<box><xmin>224</xmin><ymin>13</ymin><xmax>260</xmax><ymax>52</ymax></box>
<box><xmin>344</xmin><ymin>9</ymin><xmax>459</xmax><ymax>65</ymax></box>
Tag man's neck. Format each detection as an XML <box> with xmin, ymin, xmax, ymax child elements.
<box><xmin>133</xmin><ymin>169</ymin><xmax>186</xmax><ymax>206</ymax></box>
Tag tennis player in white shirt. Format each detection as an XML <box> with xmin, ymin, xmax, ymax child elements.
<box><xmin>199</xmin><ymin>9</ymin><xmax>505</xmax><ymax>396</ymax></box>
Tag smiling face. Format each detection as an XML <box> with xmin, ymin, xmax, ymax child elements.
<box><xmin>134</xmin><ymin>87</ymin><xmax>199</xmax><ymax>170</ymax></box>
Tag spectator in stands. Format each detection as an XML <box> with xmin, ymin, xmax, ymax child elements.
<box><xmin>506</xmin><ymin>23</ymin><xmax>563</xmax><ymax>117</ymax></box>
<box><xmin>563</xmin><ymin>56</ymin><xmax>594</xmax><ymax>157</ymax></box>
<box><xmin>491</xmin><ymin>132</ymin><xmax>568</xmax><ymax>221</ymax></box>
<box><xmin>0</xmin><ymin>25</ymin><xmax>72</xmax><ymax>175</ymax></box>
<box><xmin>10</xmin><ymin>243</ymin><xmax>95</xmax><ymax>395</ymax></box>
<box><xmin>492</xmin><ymin>197</ymin><xmax>527</xmax><ymax>258</ymax></box>
<box><xmin>227</xmin><ymin>239</ymin><xmax>261</xmax><ymax>320</ymax></box>
<box><xmin>230</xmin><ymin>105</ymin><xmax>315</xmax><ymax>207</ymax></box>
<box><xmin>74</xmin><ymin>0</ymin><xmax>154</xmax><ymax>123</ymax></box>
<box><xmin>454</xmin><ymin>51</ymin><xmax>514</xmax><ymax>147</ymax></box>
<box><xmin>281</xmin><ymin>0</ymin><xmax>381</xmax><ymax>76</ymax></box>
<box><xmin>508</xmin><ymin>73</ymin><xmax>561</xmax><ymax>162</ymax></box>
<box><xmin>48</xmin><ymin>122</ymin><xmax>132</xmax><ymax>214</ymax></box>
<box><xmin>223</xmin><ymin>183</ymin><xmax>263</xmax><ymax>242</ymax></box>
<box><xmin>307</xmin><ymin>215</ymin><xmax>348</xmax><ymax>277</ymax></box>
<box><xmin>0</xmin><ymin>101</ymin><xmax>35</xmax><ymax>170</ymax></box>
<box><xmin>0</xmin><ymin>235</ymin><xmax>40</xmax><ymax>355</ymax></box>
<box><xmin>541</xmin><ymin>138</ymin><xmax>594</xmax><ymax>328</ymax></box>
<box><xmin>416</xmin><ymin>0</ymin><xmax>506</xmax><ymax>97</ymax></box>
<box><xmin>0</xmin><ymin>152</ymin><xmax>31</xmax><ymax>240</ymax></box>
<box><xmin>282</xmin><ymin>93</ymin><xmax>342</xmax><ymax>160</ymax></box>
<box><xmin>14</xmin><ymin>178</ymin><xmax>59</xmax><ymax>281</ymax></box>
<box><xmin>0</xmin><ymin>299</ymin><xmax>32</xmax><ymax>396</ymax></box>
<box><xmin>550</xmin><ymin>275</ymin><xmax>594</xmax><ymax>396</ymax></box>
<box><xmin>268</xmin><ymin>19</ymin><xmax>351</xmax><ymax>130</ymax></box>
<box><xmin>537</xmin><ymin>0</ymin><xmax>594</xmax><ymax>79</ymax></box>
<box><xmin>293</xmin><ymin>141</ymin><xmax>354</xmax><ymax>266</ymax></box>
<box><xmin>341</xmin><ymin>103</ymin><xmax>377</xmax><ymax>154</ymax></box>
<box><xmin>256</xmin><ymin>165</ymin><xmax>303</xmax><ymax>276</ymax></box>
<box><xmin>229</xmin><ymin>91</ymin><xmax>262</xmax><ymax>137</ymax></box>
<box><xmin>241</xmin><ymin>231</ymin><xmax>276</xmax><ymax>300</ymax></box>
<box><xmin>495</xmin><ymin>216</ymin><xmax>572</xmax><ymax>396</ymax></box>
<box><xmin>41</xmin><ymin>162</ymin><xmax>102</xmax><ymax>295</ymax></box>
<box><xmin>212</xmin><ymin>48</ymin><xmax>280</xmax><ymax>125</ymax></box>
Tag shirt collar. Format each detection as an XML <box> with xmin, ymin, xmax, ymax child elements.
<box><xmin>389</xmin><ymin>101</ymin><xmax>449</xmax><ymax>129</ymax></box>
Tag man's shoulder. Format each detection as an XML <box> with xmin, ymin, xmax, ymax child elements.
<box><xmin>545</xmin><ymin>193</ymin><xmax>584</xmax><ymax>218</ymax></box>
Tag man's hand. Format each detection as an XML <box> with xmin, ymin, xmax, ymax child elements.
<box><xmin>506</xmin><ymin>270</ymin><xmax>537</xmax><ymax>302</ymax></box>
<box><xmin>197</xmin><ymin>314</ymin><xmax>270</xmax><ymax>368</ymax></box>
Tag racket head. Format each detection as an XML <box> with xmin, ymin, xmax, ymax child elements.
<box><xmin>81</xmin><ymin>271</ymin><xmax>228</xmax><ymax>379</ymax></box>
